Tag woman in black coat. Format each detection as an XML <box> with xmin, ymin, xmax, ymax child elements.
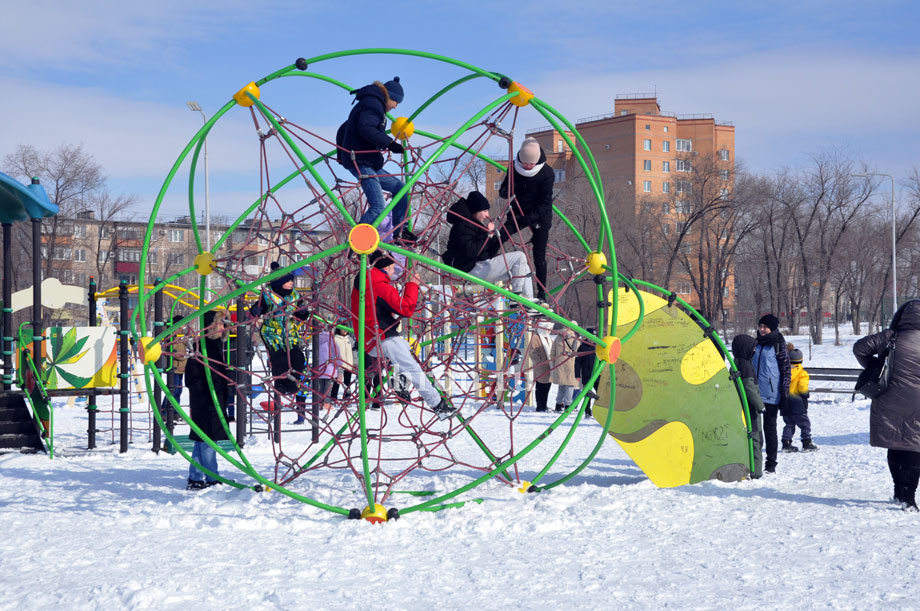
<box><xmin>498</xmin><ymin>137</ymin><xmax>554</xmax><ymax>300</ymax></box>
<box><xmin>184</xmin><ymin>310</ymin><xmax>230</xmax><ymax>490</ymax></box>
<box><xmin>854</xmin><ymin>299</ymin><xmax>920</xmax><ymax>511</ymax></box>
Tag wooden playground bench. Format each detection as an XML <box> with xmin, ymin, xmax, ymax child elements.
<box><xmin>806</xmin><ymin>367</ymin><xmax>861</xmax><ymax>394</ymax></box>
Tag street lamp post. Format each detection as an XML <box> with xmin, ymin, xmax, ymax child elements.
<box><xmin>853</xmin><ymin>172</ymin><xmax>897</xmax><ymax>317</ymax></box>
<box><xmin>186</xmin><ymin>101</ymin><xmax>210</xmax><ymax>254</ymax></box>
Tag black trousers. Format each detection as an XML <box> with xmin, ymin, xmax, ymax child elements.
<box><xmin>535</xmin><ymin>381</ymin><xmax>551</xmax><ymax>410</ymax></box>
<box><xmin>331</xmin><ymin>370</ymin><xmax>353</xmax><ymax>400</ymax></box>
<box><xmin>762</xmin><ymin>402</ymin><xmax>779</xmax><ymax>469</ymax></box>
<box><xmin>888</xmin><ymin>449</ymin><xmax>920</xmax><ymax>503</ymax></box>
<box><xmin>501</xmin><ymin>214</ymin><xmax>550</xmax><ymax>299</ymax></box>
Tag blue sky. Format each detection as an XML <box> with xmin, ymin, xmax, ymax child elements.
<box><xmin>2</xmin><ymin>1</ymin><xmax>918</xmax><ymax>221</ymax></box>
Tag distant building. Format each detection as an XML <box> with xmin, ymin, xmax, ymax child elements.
<box><xmin>486</xmin><ymin>94</ymin><xmax>736</xmax><ymax>318</ymax></box>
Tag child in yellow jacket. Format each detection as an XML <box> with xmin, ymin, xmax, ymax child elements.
<box><xmin>782</xmin><ymin>343</ymin><xmax>818</xmax><ymax>452</ymax></box>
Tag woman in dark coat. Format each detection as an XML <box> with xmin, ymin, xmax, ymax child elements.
<box><xmin>184</xmin><ymin>310</ymin><xmax>230</xmax><ymax>490</ymax></box>
<box><xmin>498</xmin><ymin>137</ymin><xmax>554</xmax><ymax>300</ymax></box>
<box><xmin>854</xmin><ymin>299</ymin><xmax>920</xmax><ymax>511</ymax></box>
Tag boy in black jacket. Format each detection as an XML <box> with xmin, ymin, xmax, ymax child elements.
<box><xmin>335</xmin><ymin>77</ymin><xmax>415</xmax><ymax>244</ymax></box>
<box><xmin>443</xmin><ymin>191</ymin><xmax>535</xmax><ymax>300</ymax></box>
<box><xmin>498</xmin><ymin>138</ymin><xmax>555</xmax><ymax>300</ymax></box>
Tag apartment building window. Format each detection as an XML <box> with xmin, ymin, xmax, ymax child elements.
<box><xmin>676</xmin><ymin>138</ymin><xmax>692</xmax><ymax>152</ymax></box>
<box><xmin>662</xmin><ymin>224</ymin><xmax>670</xmax><ymax>235</ymax></box>
<box><xmin>554</xmin><ymin>169</ymin><xmax>566</xmax><ymax>182</ymax></box>
<box><xmin>676</xmin><ymin>160</ymin><xmax>692</xmax><ymax>172</ymax></box>
<box><xmin>661</xmin><ymin>201</ymin><xmax>670</xmax><ymax>214</ymax></box>
<box><xmin>257</xmin><ymin>234</ymin><xmax>269</xmax><ymax>246</ymax></box>
<box><xmin>74</xmin><ymin>248</ymin><xmax>86</xmax><ymax>263</ymax></box>
<box><xmin>662</xmin><ymin>182</ymin><xmax>671</xmax><ymax>194</ymax></box>
<box><xmin>118</xmin><ymin>248</ymin><xmax>142</xmax><ymax>262</ymax></box>
<box><xmin>677</xmin><ymin>221</ymin><xmax>691</xmax><ymax>235</ymax></box>
<box><xmin>620</xmin><ymin>110</ymin><xmax>628</xmax><ymax>116</ymax></box>
<box><xmin>643</xmin><ymin>180</ymin><xmax>652</xmax><ymax>193</ymax></box>
<box><xmin>119</xmin><ymin>274</ymin><xmax>138</xmax><ymax>285</ymax></box>
<box><xmin>53</xmin><ymin>247</ymin><xmax>72</xmax><ymax>260</ymax></box>
<box><xmin>677</xmin><ymin>281</ymin><xmax>691</xmax><ymax>295</ymax></box>
<box><xmin>643</xmin><ymin>160</ymin><xmax>651</xmax><ymax>171</ymax></box>
<box><xmin>662</xmin><ymin>161</ymin><xmax>670</xmax><ymax>173</ymax></box>
<box><xmin>493</xmin><ymin>181</ymin><xmax>502</xmax><ymax>192</ymax></box>
<box><xmin>718</xmin><ymin>149</ymin><xmax>730</xmax><ymax>161</ymax></box>
<box><xmin>73</xmin><ymin>224</ymin><xmax>87</xmax><ymax>239</ymax></box>
<box><xmin>171</xmin><ymin>253</ymin><xmax>186</xmax><ymax>266</ymax></box>
<box><xmin>662</xmin><ymin>140</ymin><xmax>671</xmax><ymax>153</ymax></box>
<box><xmin>98</xmin><ymin>250</ymin><xmax>108</xmax><ymax>264</ymax></box>
<box><xmin>677</xmin><ymin>181</ymin><xmax>692</xmax><ymax>194</ymax></box>
<box><xmin>65</xmin><ymin>271</ymin><xmax>87</xmax><ymax>286</ymax></box>
<box><xmin>643</xmin><ymin>139</ymin><xmax>652</xmax><ymax>151</ymax></box>
<box><xmin>720</xmin><ymin>188</ymin><xmax>730</xmax><ymax>198</ymax></box>
<box><xmin>719</xmin><ymin>169</ymin><xmax>730</xmax><ymax>180</ymax></box>
<box><xmin>101</xmin><ymin>226</ymin><xmax>112</xmax><ymax>239</ymax></box>
<box><xmin>663</xmin><ymin>126</ymin><xmax>669</xmax><ymax>133</ymax></box>
<box><xmin>675</xmin><ymin>200</ymin><xmax>691</xmax><ymax>214</ymax></box>
<box><xmin>645</xmin><ymin>124</ymin><xmax>651</xmax><ymax>131</ymax></box>
<box><xmin>557</xmin><ymin>140</ymin><xmax>564</xmax><ymax>152</ymax></box>
<box><xmin>245</xmin><ymin>254</ymin><xmax>266</xmax><ymax>267</ymax></box>
<box><xmin>149</xmin><ymin>249</ymin><xmax>158</xmax><ymax>265</ymax></box>
<box><xmin>168</xmin><ymin>228</ymin><xmax>184</xmax><ymax>242</ymax></box>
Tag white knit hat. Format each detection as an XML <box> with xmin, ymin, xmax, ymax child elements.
<box><xmin>518</xmin><ymin>138</ymin><xmax>540</xmax><ymax>164</ymax></box>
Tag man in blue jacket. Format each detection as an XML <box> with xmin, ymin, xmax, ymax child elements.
<box><xmin>336</xmin><ymin>77</ymin><xmax>416</xmax><ymax>244</ymax></box>
<box><xmin>752</xmin><ymin>314</ymin><xmax>791</xmax><ymax>473</ymax></box>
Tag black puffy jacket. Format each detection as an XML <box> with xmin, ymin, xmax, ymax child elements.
<box><xmin>854</xmin><ymin>299</ymin><xmax>920</xmax><ymax>450</ymax></box>
<box><xmin>498</xmin><ymin>147</ymin><xmax>555</xmax><ymax>228</ymax></box>
<box><xmin>335</xmin><ymin>82</ymin><xmax>394</xmax><ymax>171</ymax></box>
<box><xmin>442</xmin><ymin>197</ymin><xmax>500</xmax><ymax>273</ymax></box>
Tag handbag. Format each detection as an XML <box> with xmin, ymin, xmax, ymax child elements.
<box><xmin>855</xmin><ymin>332</ymin><xmax>897</xmax><ymax>399</ymax></box>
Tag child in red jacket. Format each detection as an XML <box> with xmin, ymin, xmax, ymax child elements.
<box><xmin>350</xmin><ymin>250</ymin><xmax>455</xmax><ymax>419</ymax></box>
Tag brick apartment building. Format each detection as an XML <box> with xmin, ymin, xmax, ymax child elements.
<box><xmin>36</xmin><ymin>212</ymin><xmax>325</xmax><ymax>315</ymax></box>
<box><xmin>485</xmin><ymin>93</ymin><xmax>736</xmax><ymax>318</ymax></box>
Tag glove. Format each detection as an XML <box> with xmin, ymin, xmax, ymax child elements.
<box><xmin>387</xmin><ymin>140</ymin><xmax>405</xmax><ymax>154</ymax></box>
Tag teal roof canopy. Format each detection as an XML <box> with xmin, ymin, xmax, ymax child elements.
<box><xmin>0</xmin><ymin>172</ymin><xmax>59</xmax><ymax>224</ymax></box>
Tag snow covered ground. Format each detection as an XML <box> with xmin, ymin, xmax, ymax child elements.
<box><xmin>2</xmin><ymin>330</ymin><xmax>916</xmax><ymax>610</ymax></box>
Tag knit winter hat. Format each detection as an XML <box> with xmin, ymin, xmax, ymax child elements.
<box><xmin>518</xmin><ymin>137</ymin><xmax>541</xmax><ymax>164</ymax></box>
<box><xmin>788</xmin><ymin>349</ymin><xmax>803</xmax><ymax>363</ymax></box>
<box><xmin>269</xmin><ymin>261</ymin><xmax>295</xmax><ymax>294</ymax></box>
<box><xmin>464</xmin><ymin>191</ymin><xmax>490</xmax><ymax>213</ymax></box>
<box><xmin>384</xmin><ymin>77</ymin><xmax>404</xmax><ymax>103</ymax></box>
<box><xmin>758</xmin><ymin>313</ymin><xmax>780</xmax><ymax>332</ymax></box>
<box><xmin>370</xmin><ymin>249</ymin><xmax>396</xmax><ymax>270</ymax></box>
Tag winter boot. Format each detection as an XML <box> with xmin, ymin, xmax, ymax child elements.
<box><xmin>902</xmin><ymin>467</ymin><xmax>920</xmax><ymax>512</ymax></box>
<box><xmin>535</xmin><ymin>406</ymin><xmax>548</xmax><ymax>412</ymax></box>
<box><xmin>555</xmin><ymin>403</ymin><xmax>564</xmax><ymax>413</ymax></box>
<box><xmin>432</xmin><ymin>398</ymin><xmax>458</xmax><ymax>421</ymax></box>
<box><xmin>585</xmin><ymin>406</ymin><xmax>593</xmax><ymax>418</ymax></box>
<box><xmin>781</xmin><ymin>439</ymin><xmax>798</xmax><ymax>453</ymax></box>
<box><xmin>801</xmin><ymin>438</ymin><xmax>819</xmax><ymax>452</ymax></box>
<box><xmin>893</xmin><ymin>484</ymin><xmax>905</xmax><ymax>504</ymax></box>
<box><xmin>186</xmin><ymin>479</ymin><xmax>208</xmax><ymax>491</ymax></box>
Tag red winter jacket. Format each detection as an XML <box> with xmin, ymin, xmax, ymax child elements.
<box><xmin>350</xmin><ymin>267</ymin><xmax>419</xmax><ymax>351</ymax></box>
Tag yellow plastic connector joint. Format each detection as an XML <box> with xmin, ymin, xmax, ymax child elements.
<box><xmin>507</xmin><ymin>81</ymin><xmax>534</xmax><ymax>107</ymax></box>
<box><xmin>233</xmin><ymin>82</ymin><xmax>260</xmax><ymax>107</ymax></box>
<box><xmin>361</xmin><ymin>503</ymin><xmax>389</xmax><ymax>523</ymax></box>
<box><xmin>194</xmin><ymin>252</ymin><xmax>216</xmax><ymax>276</ymax></box>
<box><xmin>586</xmin><ymin>251</ymin><xmax>608</xmax><ymax>275</ymax></box>
<box><xmin>138</xmin><ymin>337</ymin><xmax>161</xmax><ymax>364</ymax></box>
<box><xmin>391</xmin><ymin>117</ymin><xmax>414</xmax><ymax>140</ymax></box>
<box><xmin>349</xmin><ymin>224</ymin><xmax>380</xmax><ymax>255</ymax></box>
<box><xmin>596</xmin><ymin>335</ymin><xmax>621</xmax><ymax>363</ymax></box>
<box><xmin>518</xmin><ymin>481</ymin><xmax>532</xmax><ymax>493</ymax></box>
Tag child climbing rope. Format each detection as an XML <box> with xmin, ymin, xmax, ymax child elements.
<box><xmin>249</xmin><ymin>261</ymin><xmax>312</xmax><ymax>424</ymax></box>
<box><xmin>350</xmin><ymin>250</ymin><xmax>455</xmax><ymax>420</ymax></box>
